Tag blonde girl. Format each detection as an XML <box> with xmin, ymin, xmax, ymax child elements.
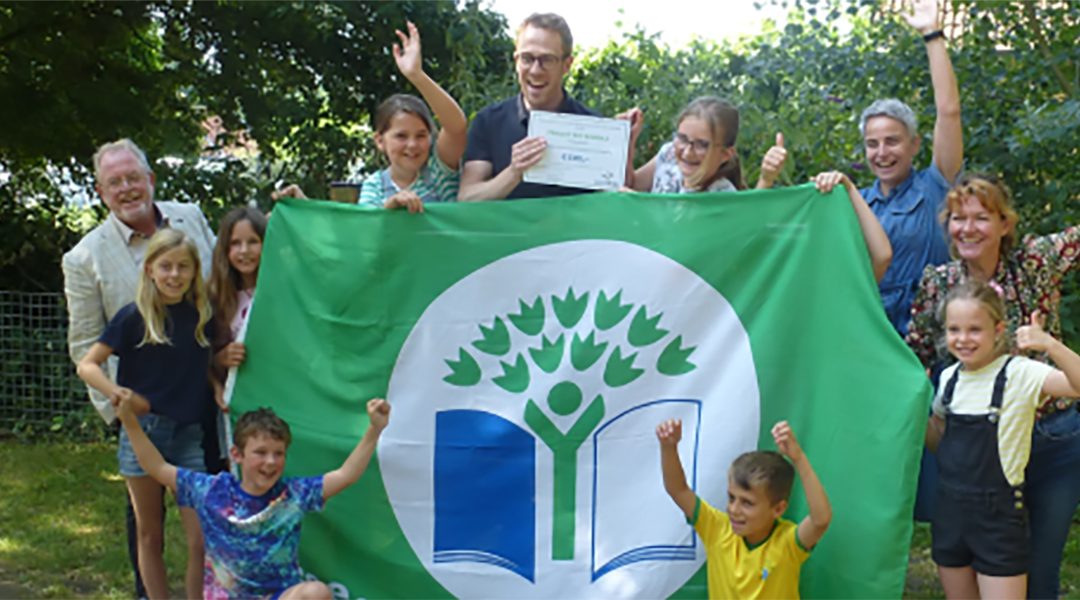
<box><xmin>628</xmin><ymin>96</ymin><xmax>787</xmax><ymax>193</ymax></box>
<box><xmin>77</xmin><ymin>228</ymin><xmax>218</xmax><ymax>599</ymax></box>
<box><xmin>925</xmin><ymin>281</ymin><xmax>1080</xmax><ymax>599</ymax></box>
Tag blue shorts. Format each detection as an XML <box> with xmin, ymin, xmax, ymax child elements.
<box><xmin>118</xmin><ymin>414</ymin><xmax>206</xmax><ymax>477</ymax></box>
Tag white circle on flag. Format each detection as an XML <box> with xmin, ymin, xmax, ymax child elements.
<box><xmin>380</xmin><ymin>240</ymin><xmax>759</xmax><ymax>598</ymax></box>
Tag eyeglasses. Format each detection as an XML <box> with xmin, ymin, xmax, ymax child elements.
<box><xmin>516</xmin><ymin>52</ymin><xmax>564</xmax><ymax>70</ymax></box>
<box><xmin>102</xmin><ymin>172</ymin><xmax>148</xmax><ymax>192</ymax></box>
<box><xmin>673</xmin><ymin>132</ymin><xmax>711</xmax><ymax>154</ymax></box>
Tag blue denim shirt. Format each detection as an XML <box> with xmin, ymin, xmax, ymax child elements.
<box><xmin>861</xmin><ymin>163</ymin><xmax>953</xmax><ymax>335</ymax></box>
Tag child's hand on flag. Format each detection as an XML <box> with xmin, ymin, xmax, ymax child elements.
<box><xmin>655</xmin><ymin>418</ymin><xmax>682</xmax><ymax>447</ymax></box>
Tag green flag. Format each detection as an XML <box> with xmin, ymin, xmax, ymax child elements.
<box><xmin>233</xmin><ymin>187</ymin><xmax>929</xmax><ymax>599</ymax></box>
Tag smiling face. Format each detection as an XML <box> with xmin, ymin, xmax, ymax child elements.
<box><xmin>945</xmin><ymin>298</ymin><xmax>1005</xmax><ymax>371</ymax></box>
<box><xmin>227</xmin><ymin>219</ymin><xmax>263</xmax><ymax>288</ymax></box>
<box><xmin>232</xmin><ymin>432</ymin><xmax>288</xmax><ymax>496</ymax></box>
<box><xmin>515</xmin><ymin>25</ymin><xmax>572</xmax><ymax>112</ymax></box>
<box><xmin>96</xmin><ymin>148</ymin><xmax>156</xmax><ymax>228</ymax></box>
<box><xmin>375</xmin><ymin>111</ymin><xmax>432</xmax><ymax>179</ymax></box>
<box><xmin>727</xmin><ymin>475</ymin><xmax>786</xmax><ymax>545</ymax></box>
<box><xmin>948</xmin><ymin>195</ymin><xmax>1011</xmax><ymax>267</ymax></box>
<box><xmin>673</xmin><ymin>115</ymin><xmax>735</xmax><ymax>188</ymax></box>
<box><xmin>147</xmin><ymin>245</ymin><xmax>196</xmax><ymax>305</ymax></box>
<box><xmin>863</xmin><ymin>116</ymin><xmax>919</xmax><ymax>193</ymax></box>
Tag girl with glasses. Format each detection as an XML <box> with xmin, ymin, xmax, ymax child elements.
<box><xmin>627</xmin><ymin>96</ymin><xmax>786</xmax><ymax>194</ymax></box>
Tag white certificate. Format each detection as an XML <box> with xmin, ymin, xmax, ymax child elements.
<box><xmin>524</xmin><ymin>111</ymin><xmax>630</xmax><ymax>191</ymax></box>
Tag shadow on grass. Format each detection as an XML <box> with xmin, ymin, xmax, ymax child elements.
<box><xmin>0</xmin><ymin>441</ymin><xmax>187</xmax><ymax>599</ymax></box>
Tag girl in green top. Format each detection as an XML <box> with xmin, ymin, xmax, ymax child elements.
<box><xmin>273</xmin><ymin>22</ymin><xmax>466</xmax><ymax>212</ymax></box>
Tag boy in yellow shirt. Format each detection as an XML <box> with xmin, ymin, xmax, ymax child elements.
<box><xmin>656</xmin><ymin>420</ymin><xmax>832</xmax><ymax>599</ymax></box>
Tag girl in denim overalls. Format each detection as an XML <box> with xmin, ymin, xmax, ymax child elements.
<box><xmin>925</xmin><ymin>281</ymin><xmax>1080</xmax><ymax>599</ymax></box>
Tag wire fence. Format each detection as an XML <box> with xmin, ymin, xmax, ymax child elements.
<box><xmin>0</xmin><ymin>291</ymin><xmax>104</xmax><ymax>438</ymax></box>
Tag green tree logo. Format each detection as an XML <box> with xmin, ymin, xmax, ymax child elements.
<box><xmin>443</xmin><ymin>287</ymin><xmax>697</xmax><ymax>561</ymax></box>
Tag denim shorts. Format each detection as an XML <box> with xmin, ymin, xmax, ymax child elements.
<box><xmin>117</xmin><ymin>413</ymin><xmax>206</xmax><ymax>477</ymax></box>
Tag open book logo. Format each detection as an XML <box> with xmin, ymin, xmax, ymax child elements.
<box><xmin>380</xmin><ymin>240</ymin><xmax>760</xmax><ymax>598</ymax></box>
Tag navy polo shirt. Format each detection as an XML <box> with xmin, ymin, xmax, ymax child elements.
<box><xmin>464</xmin><ymin>92</ymin><xmax>599</xmax><ymax>200</ymax></box>
<box><xmin>861</xmin><ymin>163</ymin><xmax>953</xmax><ymax>335</ymax></box>
<box><xmin>100</xmin><ymin>302</ymin><xmax>214</xmax><ymax>424</ymax></box>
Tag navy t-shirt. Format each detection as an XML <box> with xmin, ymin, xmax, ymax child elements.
<box><xmin>100</xmin><ymin>302</ymin><xmax>214</xmax><ymax>424</ymax></box>
<box><xmin>464</xmin><ymin>92</ymin><xmax>599</xmax><ymax>200</ymax></box>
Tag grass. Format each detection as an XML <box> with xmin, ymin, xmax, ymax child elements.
<box><xmin>0</xmin><ymin>441</ymin><xmax>188</xmax><ymax>598</ymax></box>
<box><xmin>1</xmin><ymin>440</ymin><xmax>1078</xmax><ymax>598</ymax></box>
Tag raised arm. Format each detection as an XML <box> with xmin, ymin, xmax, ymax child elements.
<box><xmin>656</xmin><ymin>418</ymin><xmax>696</xmax><ymax>519</ymax></box>
<box><xmin>1016</xmin><ymin>312</ymin><xmax>1080</xmax><ymax>398</ymax></box>
<box><xmin>772</xmin><ymin>421</ymin><xmax>831</xmax><ymax>550</ymax></box>
<box><xmin>904</xmin><ymin>0</ymin><xmax>962</xmax><ymax>182</ymax></box>
<box><xmin>393</xmin><ymin>21</ymin><xmax>467</xmax><ymax>170</ymax></box>
<box><xmin>812</xmin><ymin>172</ymin><xmax>893</xmax><ymax>282</ymax></box>
<box><xmin>322</xmin><ymin>398</ymin><xmax>391</xmax><ymax>500</ymax></box>
<box><xmin>117</xmin><ymin>394</ymin><xmax>177</xmax><ymax>489</ymax></box>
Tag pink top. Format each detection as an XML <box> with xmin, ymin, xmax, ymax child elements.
<box><xmin>231</xmin><ymin>289</ymin><xmax>254</xmax><ymax>340</ymax></box>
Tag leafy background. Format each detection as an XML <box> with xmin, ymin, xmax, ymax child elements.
<box><xmin>1</xmin><ymin>0</ymin><xmax>1076</xmax><ymax>340</ymax></box>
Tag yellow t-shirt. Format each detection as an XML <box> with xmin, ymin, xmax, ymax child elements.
<box><xmin>693</xmin><ymin>497</ymin><xmax>810</xmax><ymax>600</ymax></box>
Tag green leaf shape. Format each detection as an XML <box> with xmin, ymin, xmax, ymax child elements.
<box><xmin>472</xmin><ymin>316</ymin><xmax>510</xmax><ymax>356</ymax></box>
<box><xmin>570</xmin><ymin>331</ymin><xmax>608</xmax><ymax>371</ymax></box>
<box><xmin>529</xmin><ymin>334</ymin><xmax>565</xmax><ymax>374</ymax></box>
<box><xmin>627</xmin><ymin>306</ymin><xmax>669</xmax><ymax>347</ymax></box>
<box><xmin>604</xmin><ymin>347</ymin><xmax>645</xmax><ymax>387</ymax></box>
<box><xmin>657</xmin><ymin>335</ymin><xmax>697</xmax><ymax>376</ymax></box>
<box><xmin>492</xmin><ymin>353</ymin><xmax>530</xmax><ymax>393</ymax></box>
<box><xmin>443</xmin><ymin>348</ymin><xmax>481</xmax><ymax>387</ymax></box>
<box><xmin>509</xmin><ymin>297</ymin><xmax>545</xmax><ymax>336</ymax></box>
<box><xmin>594</xmin><ymin>290</ymin><xmax>633</xmax><ymax>331</ymax></box>
<box><xmin>552</xmin><ymin>287</ymin><xmax>589</xmax><ymax>329</ymax></box>
<box><xmin>547</xmin><ymin>381</ymin><xmax>583</xmax><ymax>416</ymax></box>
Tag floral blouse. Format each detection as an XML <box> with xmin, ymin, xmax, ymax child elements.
<box><xmin>906</xmin><ymin>225</ymin><xmax>1079</xmax><ymax>414</ymax></box>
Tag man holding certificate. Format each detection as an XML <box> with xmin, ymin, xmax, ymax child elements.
<box><xmin>459</xmin><ymin>13</ymin><xmax>638</xmax><ymax>201</ymax></box>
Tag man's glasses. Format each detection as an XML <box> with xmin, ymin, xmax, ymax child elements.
<box><xmin>673</xmin><ymin>132</ymin><xmax>711</xmax><ymax>154</ymax></box>
<box><xmin>515</xmin><ymin>52</ymin><xmax>564</xmax><ymax>70</ymax></box>
<box><xmin>102</xmin><ymin>172</ymin><xmax>148</xmax><ymax>192</ymax></box>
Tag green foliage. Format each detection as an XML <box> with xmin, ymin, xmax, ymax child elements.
<box><xmin>0</xmin><ymin>0</ymin><xmax>513</xmax><ymax>291</ymax></box>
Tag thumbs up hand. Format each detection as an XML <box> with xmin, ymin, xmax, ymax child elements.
<box><xmin>757</xmin><ymin>132</ymin><xmax>787</xmax><ymax>189</ymax></box>
<box><xmin>1016</xmin><ymin>311</ymin><xmax>1053</xmax><ymax>353</ymax></box>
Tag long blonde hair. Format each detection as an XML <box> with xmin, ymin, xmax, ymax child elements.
<box><xmin>136</xmin><ymin>229</ymin><xmax>212</xmax><ymax>347</ymax></box>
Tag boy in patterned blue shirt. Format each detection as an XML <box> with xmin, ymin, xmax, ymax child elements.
<box><xmin>116</xmin><ymin>394</ymin><xmax>390</xmax><ymax>599</ymax></box>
